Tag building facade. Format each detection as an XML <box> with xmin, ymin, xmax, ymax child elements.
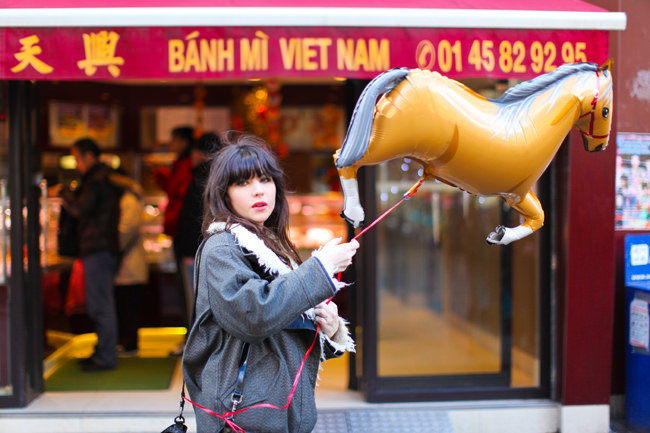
<box><xmin>0</xmin><ymin>1</ymin><xmax>637</xmax><ymax>432</ymax></box>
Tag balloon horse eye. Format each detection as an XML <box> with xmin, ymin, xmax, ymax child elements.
<box><xmin>602</xmin><ymin>107</ymin><xmax>610</xmax><ymax>118</ymax></box>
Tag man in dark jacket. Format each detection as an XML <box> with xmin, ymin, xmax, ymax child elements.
<box><xmin>61</xmin><ymin>138</ymin><xmax>122</xmax><ymax>372</ymax></box>
<box><xmin>177</xmin><ymin>132</ymin><xmax>223</xmax><ymax>321</ymax></box>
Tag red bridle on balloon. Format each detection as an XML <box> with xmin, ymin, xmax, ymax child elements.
<box><xmin>576</xmin><ymin>70</ymin><xmax>609</xmax><ymax>141</ymax></box>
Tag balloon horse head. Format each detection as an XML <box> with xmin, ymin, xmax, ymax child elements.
<box><xmin>334</xmin><ymin>62</ymin><xmax>613</xmax><ymax>245</ymax></box>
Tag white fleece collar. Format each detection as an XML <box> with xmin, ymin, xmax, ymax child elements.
<box><xmin>207</xmin><ymin>221</ymin><xmax>295</xmax><ymax>275</ymax></box>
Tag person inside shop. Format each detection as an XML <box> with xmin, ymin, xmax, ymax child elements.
<box><xmin>177</xmin><ymin>131</ymin><xmax>223</xmax><ymax>318</ymax></box>
<box><xmin>59</xmin><ymin>138</ymin><xmax>123</xmax><ymax>372</ymax></box>
<box><xmin>153</xmin><ymin>125</ymin><xmax>194</xmax><ymax>293</ymax></box>
<box><xmin>182</xmin><ymin>133</ymin><xmax>359</xmax><ymax>433</ymax></box>
<box><xmin>111</xmin><ymin>168</ymin><xmax>149</xmax><ymax>355</ymax></box>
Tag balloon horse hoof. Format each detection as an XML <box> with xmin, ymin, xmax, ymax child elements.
<box><xmin>486</xmin><ymin>226</ymin><xmax>507</xmax><ymax>245</ymax></box>
<box><xmin>334</xmin><ymin>62</ymin><xmax>613</xmax><ymax>245</ymax></box>
<box><xmin>486</xmin><ymin>225</ymin><xmax>534</xmax><ymax>246</ymax></box>
<box><xmin>340</xmin><ymin>211</ymin><xmax>364</xmax><ymax>229</ymax></box>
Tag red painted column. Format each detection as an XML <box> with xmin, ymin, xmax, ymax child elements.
<box><xmin>559</xmin><ymin>128</ymin><xmax>616</xmax><ymax>405</ymax></box>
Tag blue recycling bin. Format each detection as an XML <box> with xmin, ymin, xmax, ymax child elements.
<box><xmin>624</xmin><ymin>234</ymin><xmax>650</xmax><ymax>432</ymax></box>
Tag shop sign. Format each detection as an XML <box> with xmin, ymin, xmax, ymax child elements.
<box><xmin>1</xmin><ymin>26</ymin><xmax>609</xmax><ymax>81</ymax></box>
<box><xmin>626</xmin><ymin>236</ymin><xmax>650</xmax><ymax>286</ymax></box>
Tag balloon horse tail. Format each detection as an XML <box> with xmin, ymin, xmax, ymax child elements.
<box><xmin>334</xmin><ymin>67</ymin><xmax>410</xmax><ymax>228</ymax></box>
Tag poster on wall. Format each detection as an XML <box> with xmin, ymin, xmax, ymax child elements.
<box><xmin>282</xmin><ymin>105</ymin><xmax>344</xmax><ymax>151</ymax></box>
<box><xmin>49</xmin><ymin>101</ymin><xmax>120</xmax><ymax>149</ymax></box>
<box><xmin>630</xmin><ymin>297</ymin><xmax>649</xmax><ymax>352</ymax></box>
<box><xmin>155</xmin><ymin>106</ymin><xmax>230</xmax><ymax>147</ymax></box>
<box><xmin>616</xmin><ymin>133</ymin><xmax>650</xmax><ymax>230</ymax></box>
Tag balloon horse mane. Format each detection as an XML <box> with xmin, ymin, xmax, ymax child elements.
<box><xmin>334</xmin><ymin>62</ymin><xmax>613</xmax><ymax>245</ymax></box>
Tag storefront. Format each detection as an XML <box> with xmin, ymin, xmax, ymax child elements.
<box><xmin>0</xmin><ymin>1</ymin><xmax>627</xmax><ymax>431</ymax></box>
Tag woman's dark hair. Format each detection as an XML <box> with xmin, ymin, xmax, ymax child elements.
<box><xmin>202</xmin><ymin>133</ymin><xmax>301</xmax><ymax>266</ymax></box>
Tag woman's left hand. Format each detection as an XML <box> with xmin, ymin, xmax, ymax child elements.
<box><xmin>315</xmin><ymin>301</ymin><xmax>340</xmax><ymax>338</ymax></box>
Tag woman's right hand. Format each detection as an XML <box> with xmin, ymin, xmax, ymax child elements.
<box><xmin>313</xmin><ymin>237</ymin><xmax>360</xmax><ymax>274</ymax></box>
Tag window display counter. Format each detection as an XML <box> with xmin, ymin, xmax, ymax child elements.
<box><xmin>0</xmin><ymin>179</ymin><xmax>8</xmax><ymax>395</ymax></box>
<box><xmin>138</xmin><ymin>192</ymin><xmax>348</xmax><ymax>267</ymax></box>
<box><xmin>287</xmin><ymin>192</ymin><xmax>350</xmax><ymax>319</ymax></box>
<box><xmin>41</xmin><ymin>194</ymin><xmax>176</xmax><ymax>273</ymax></box>
<box><xmin>41</xmin><ymin>191</ymin><xmax>347</xmax><ymax>270</ymax></box>
<box><xmin>139</xmin><ymin>193</ymin><xmax>176</xmax><ymax>272</ymax></box>
<box><xmin>0</xmin><ymin>180</ymin><xmax>8</xmax><ymax>285</ymax></box>
<box><xmin>287</xmin><ymin>192</ymin><xmax>347</xmax><ymax>260</ymax></box>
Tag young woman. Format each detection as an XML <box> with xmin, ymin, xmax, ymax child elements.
<box><xmin>182</xmin><ymin>134</ymin><xmax>359</xmax><ymax>433</ymax></box>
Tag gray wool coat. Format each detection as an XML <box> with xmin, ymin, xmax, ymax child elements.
<box><xmin>182</xmin><ymin>230</ymin><xmax>346</xmax><ymax>433</ymax></box>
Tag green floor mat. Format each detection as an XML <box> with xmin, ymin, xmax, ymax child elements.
<box><xmin>45</xmin><ymin>357</ymin><xmax>178</xmax><ymax>392</ymax></box>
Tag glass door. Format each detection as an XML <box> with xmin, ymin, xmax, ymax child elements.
<box><xmin>0</xmin><ymin>80</ymin><xmax>44</xmax><ymax>408</ymax></box>
<box><xmin>358</xmin><ymin>158</ymin><xmax>551</xmax><ymax>402</ymax></box>
<box><xmin>0</xmin><ymin>82</ymin><xmax>10</xmax><ymax>399</ymax></box>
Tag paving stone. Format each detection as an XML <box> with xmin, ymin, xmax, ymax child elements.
<box><xmin>315</xmin><ymin>409</ymin><xmax>454</xmax><ymax>433</ymax></box>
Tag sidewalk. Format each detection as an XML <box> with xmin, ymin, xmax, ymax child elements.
<box><xmin>0</xmin><ymin>358</ymin><xmax>566</xmax><ymax>433</ymax></box>
<box><xmin>0</xmin><ymin>330</ymin><xmax>615</xmax><ymax>433</ymax></box>
<box><xmin>610</xmin><ymin>419</ymin><xmax>645</xmax><ymax>433</ymax></box>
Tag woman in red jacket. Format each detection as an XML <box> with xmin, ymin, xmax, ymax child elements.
<box><xmin>154</xmin><ymin>125</ymin><xmax>195</xmax><ymax>327</ymax></box>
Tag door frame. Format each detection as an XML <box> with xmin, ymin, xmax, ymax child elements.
<box><xmin>0</xmin><ymin>80</ymin><xmax>44</xmax><ymax>408</ymax></box>
<box><xmin>356</xmin><ymin>160</ymin><xmax>553</xmax><ymax>404</ymax></box>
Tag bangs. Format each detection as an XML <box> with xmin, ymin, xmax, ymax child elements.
<box><xmin>225</xmin><ymin>146</ymin><xmax>277</xmax><ymax>186</ymax></box>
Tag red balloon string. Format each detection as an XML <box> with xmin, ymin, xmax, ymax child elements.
<box><xmin>183</xmin><ymin>322</ymin><xmax>321</xmax><ymax>433</ymax></box>
<box><xmin>184</xmin><ymin>177</ymin><xmax>424</xmax><ymax>432</ymax></box>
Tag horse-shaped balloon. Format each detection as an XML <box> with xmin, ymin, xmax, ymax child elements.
<box><xmin>334</xmin><ymin>62</ymin><xmax>613</xmax><ymax>245</ymax></box>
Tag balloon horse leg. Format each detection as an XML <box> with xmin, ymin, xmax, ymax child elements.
<box><xmin>335</xmin><ymin>160</ymin><xmax>365</xmax><ymax>227</ymax></box>
<box><xmin>487</xmin><ymin>190</ymin><xmax>544</xmax><ymax>245</ymax></box>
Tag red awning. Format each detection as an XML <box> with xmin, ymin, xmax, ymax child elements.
<box><xmin>0</xmin><ymin>0</ymin><xmax>626</xmax><ymax>29</ymax></box>
<box><xmin>0</xmin><ymin>0</ymin><xmax>626</xmax><ymax>81</ymax></box>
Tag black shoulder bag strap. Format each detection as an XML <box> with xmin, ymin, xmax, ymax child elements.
<box><xmin>163</xmin><ymin>234</ymin><xmax>250</xmax><ymax>433</ymax></box>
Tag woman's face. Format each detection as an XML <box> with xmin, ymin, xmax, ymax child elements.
<box><xmin>227</xmin><ymin>174</ymin><xmax>276</xmax><ymax>225</ymax></box>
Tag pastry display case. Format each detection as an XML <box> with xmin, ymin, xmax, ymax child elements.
<box><xmin>287</xmin><ymin>192</ymin><xmax>347</xmax><ymax>259</ymax></box>
<box><xmin>41</xmin><ymin>195</ymin><xmax>74</xmax><ymax>271</ymax></box>
<box><xmin>39</xmin><ymin>189</ymin><xmax>347</xmax><ymax>268</ymax></box>
<box><xmin>39</xmin><ymin>192</ymin><xmax>176</xmax><ymax>273</ymax></box>
<box><xmin>140</xmin><ymin>194</ymin><xmax>176</xmax><ymax>272</ymax></box>
<box><xmin>0</xmin><ymin>179</ymin><xmax>7</xmax><ymax>285</ymax></box>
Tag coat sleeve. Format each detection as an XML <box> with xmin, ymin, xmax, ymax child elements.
<box><xmin>61</xmin><ymin>177</ymin><xmax>102</xmax><ymax>218</ymax></box>
<box><xmin>117</xmin><ymin>192</ymin><xmax>142</xmax><ymax>252</ymax></box>
<box><xmin>201</xmin><ymin>241</ymin><xmax>337</xmax><ymax>344</ymax></box>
